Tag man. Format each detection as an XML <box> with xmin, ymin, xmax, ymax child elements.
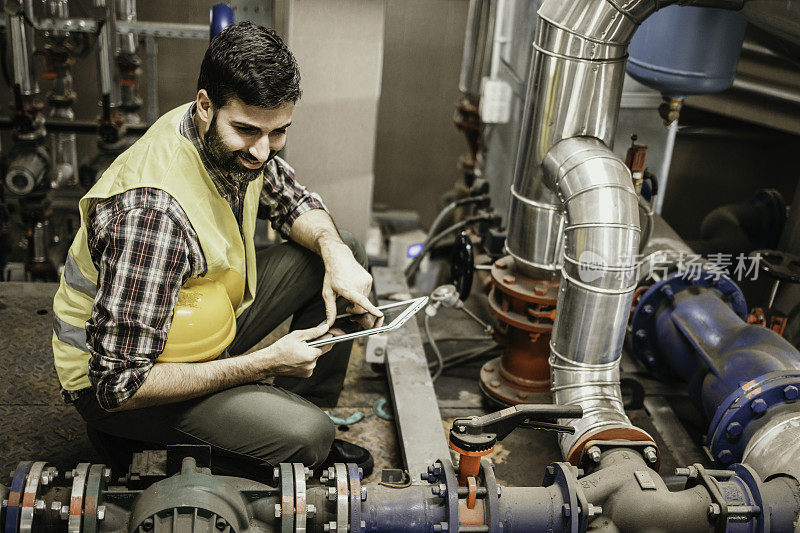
<box><xmin>52</xmin><ymin>21</ymin><xmax>381</xmax><ymax>479</ymax></box>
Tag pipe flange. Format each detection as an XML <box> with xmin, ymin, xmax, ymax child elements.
<box><xmin>730</xmin><ymin>463</ymin><xmax>770</xmax><ymax>533</ymax></box>
<box><xmin>542</xmin><ymin>462</ymin><xmax>586</xmax><ymax>533</ymax></box>
<box><xmin>346</xmin><ymin>463</ymin><xmax>363</xmax><ymax>533</ymax></box>
<box><xmin>292</xmin><ymin>463</ymin><xmax>307</xmax><ymax>533</ymax></box>
<box><xmin>631</xmin><ymin>270</ymin><xmax>747</xmax><ymax>378</ymax></box>
<box><xmin>68</xmin><ymin>463</ymin><xmax>91</xmax><ymax>533</ymax></box>
<box><xmin>437</xmin><ymin>459</ymin><xmax>460</xmax><ymax>533</ymax></box>
<box><xmin>334</xmin><ymin>463</ymin><xmax>349</xmax><ymax>533</ymax></box>
<box><xmin>479</xmin><ymin>459</ymin><xmax>502</xmax><ymax>533</ymax></box>
<box><xmin>707</xmin><ymin>371</ymin><xmax>800</xmax><ymax>467</ymax></box>
<box><xmin>566</xmin><ymin>428</ymin><xmax>657</xmax><ymax>469</ymax></box>
<box><xmin>5</xmin><ymin>461</ymin><xmax>33</xmax><ymax>533</ymax></box>
<box><xmin>279</xmin><ymin>463</ymin><xmax>294</xmax><ymax>533</ymax></box>
<box><xmin>82</xmin><ymin>464</ymin><xmax>108</xmax><ymax>533</ymax></box>
<box><xmin>19</xmin><ymin>461</ymin><xmax>47</xmax><ymax>533</ymax></box>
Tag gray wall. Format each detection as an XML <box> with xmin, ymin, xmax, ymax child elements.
<box><xmin>372</xmin><ymin>0</ymin><xmax>470</xmax><ymax>227</ymax></box>
<box><xmin>281</xmin><ymin>0</ymin><xmax>385</xmax><ymax>243</ymax></box>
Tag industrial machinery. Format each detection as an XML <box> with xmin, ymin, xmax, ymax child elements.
<box><xmin>3</xmin><ymin>0</ymin><xmax>800</xmax><ymax>531</ymax></box>
<box><xmin>0</xmin><ymin>0</ymin><xmax>218</xmax><ymax>281</ymax></box>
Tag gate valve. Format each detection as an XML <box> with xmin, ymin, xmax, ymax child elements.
<box><xmin>449</xmin><ymin>404</ymin><xmax>582</xmax><ymax>485</ymax></box>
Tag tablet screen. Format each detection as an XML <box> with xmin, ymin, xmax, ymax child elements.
<box><xmin>307</xmin><ymin>297</ymin><xmax>428</xmax><ymax>347</ymax></box>
<box><xmin>329</xmin><ymin>301</ymin><xmax>411</xmax><ymax>335</ymax></box>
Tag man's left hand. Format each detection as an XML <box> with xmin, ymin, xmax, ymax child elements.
<box><xmin>321</xmin><ymin>242</ymin><xmax>383</xmax><ymax>327</ymax></box>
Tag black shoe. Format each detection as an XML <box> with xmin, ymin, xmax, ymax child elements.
<box><xmin>318</xmin><ymin>439</ymin><xmax>374</xmax><ymax>478</ymax></box>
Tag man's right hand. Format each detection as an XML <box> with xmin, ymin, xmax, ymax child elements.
<box><xmin>253</xmin><ymin>322</ymin><xmax>333</xmax><ymax>378</ymax></box>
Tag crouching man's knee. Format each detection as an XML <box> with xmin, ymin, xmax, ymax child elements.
<box><xmin>288</xmin><ymin>409</ymin><xmax>335</xmax><ymax>467</ymax></box>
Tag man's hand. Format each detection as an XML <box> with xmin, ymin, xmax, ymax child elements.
<box><xmin>320</xmin><ymin>241</ymin><xmax>383</xmax><ymax>327</ymax></box>
<box><xmin>251</xmin><ymin>322</ymin><xmax>333</xmax><ymax>378</ymax></box>
<box><xmin>287</xmin><ymin>209</ymin><xmax>382</xmax><ymax>326</ymax></box>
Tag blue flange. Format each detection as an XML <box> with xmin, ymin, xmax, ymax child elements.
<box><xmin>730</xmin><ymin>463</ymin><xmax>770</xmax><ymax>533</ymax></box>
<box><xmin>4</xmin><ymin>461</ymin><xmax>32</xmax><ymax>533</ymax></box>
<box><xmin>707</xmin><ymin>371</ymin><xmax>800</xmax><ymax>467</ymax></box>
<box><xmin>542</xmin><ymin>462</ymin><xmax>586</xmax><ymax>533</ymax></box>
<box><xmin>631</xmin><ymin>270</ymin><xmax>747</xmax><ymax>378</ymax></box>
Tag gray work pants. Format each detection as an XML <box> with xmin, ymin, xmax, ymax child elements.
<box><xmin>75</xmin><ymin>231</ymin><xmax>366</xmax><ymax>478</ymax></box>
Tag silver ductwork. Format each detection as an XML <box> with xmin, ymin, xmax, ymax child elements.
<box><xmin>742</xmin><ymin>410</ymin><xmax>800</xmax><ymax>483</ymax></box>
<box><xmin>508</xmin><ymin>0</ymin><xmax>701</xmax><ymax>459</ymax></box>
<box><xmin>542</xmin><ymin>137</ymin><xmax>644</xmax><ymax>458</ymax></box>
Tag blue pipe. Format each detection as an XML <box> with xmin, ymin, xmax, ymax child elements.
<box><xmin>631</xmin><ymin>271</ymin><xmax>800</xmax><ymax>467</ymax></box>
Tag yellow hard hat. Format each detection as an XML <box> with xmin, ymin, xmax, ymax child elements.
<box><xmin>157</xmin><ymin>276</ymin><xmax>237</xmax><ymax>363</ymax></box>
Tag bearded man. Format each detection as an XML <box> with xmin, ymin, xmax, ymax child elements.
<box><xmin>52</xmin><ymin>21</ymin><xmax>380</xmax><ymax>479</ymax></box>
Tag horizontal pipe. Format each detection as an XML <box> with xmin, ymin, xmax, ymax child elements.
<box><xmin>731</xmin><ymin>74</ymin><xmax>800</xmax><ymax>106</ymax></box>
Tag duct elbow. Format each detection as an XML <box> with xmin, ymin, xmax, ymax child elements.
<box><xmin>543</xmin><ymin>137</ymin><xmax>654</xmax><ymax>460</ymax></box>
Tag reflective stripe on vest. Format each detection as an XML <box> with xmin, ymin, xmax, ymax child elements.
<box><xmin>53</xmin><ymin>314</ymin><xmax>89</xmax><ymax>353</ymax></box>
<box><xmin>64</xmin><ymin>252</ymin><xmax>97</xmax><ymax>298</ymax></box>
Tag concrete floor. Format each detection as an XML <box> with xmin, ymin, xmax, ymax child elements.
<box><xmin>0</xmin><ymin>280</ymin><xmax>708</xmax><ymax>489</ymax></box>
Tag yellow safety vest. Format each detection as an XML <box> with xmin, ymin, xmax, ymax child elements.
<box><xmin>52</xmin><ymin>103</ymin><xmax>262</xmax><ymax>393</ymax></box>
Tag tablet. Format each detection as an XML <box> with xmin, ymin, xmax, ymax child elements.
<box><xmin>307</xmin><ymin>296</ymin><xmax>429</xmax><ymax>347</ymax></box>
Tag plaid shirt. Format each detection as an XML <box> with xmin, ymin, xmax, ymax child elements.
<box><xmin>64</xmin><ymin>104</ymin><xmax>326</xmax><ymax>410</ymax></box>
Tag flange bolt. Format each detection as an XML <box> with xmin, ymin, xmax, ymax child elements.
<box><xmin>784</xmin><ymin>385</ymin><xmax>799</xmax><ymax>401</ymax></box>
<box><xmin>431</xmin><ymin>483</ymin><xmax>447</xmax><ymax>497</ymax></box>
<box><xmin>717</xmin><ymin>449</ymin><xmax>734</xmax><ymax>464</ymax></box>
<box><xmin>751</xmin><ymin>399</ymin><xmax>768</xmax><ymax>416</ymax></box>
<box><xmin>726</xmin><ymin>422</ymin><xmax>743</xmax><ymax>439</ymax></box>
<box><xmin>587</xmin><ymin>446</ymin><xmax>601</xmax><ymax>464</ymax></box>
<box><xmin>643</xmin><ymin>447</ymin><xmax>658</xmax><ymax>464</ymax></box>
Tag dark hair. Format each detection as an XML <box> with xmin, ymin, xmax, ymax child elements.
<box><xmin>197</xmin><ymin>21</ymin><xmax>301</xmax><ymax>110</ymax></box>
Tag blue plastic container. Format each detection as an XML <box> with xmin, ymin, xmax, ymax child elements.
<box><xmin>627</xmin><ymin>5</ymin><xmax>748</xmax><ymax>97</ymax></box>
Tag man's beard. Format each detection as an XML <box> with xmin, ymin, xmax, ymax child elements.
<box><xmin>203</xmin><ymin>115</ymin><xmax>271</xmax><ymax>184</ymax></box>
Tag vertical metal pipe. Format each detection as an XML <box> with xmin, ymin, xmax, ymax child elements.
<box><xmin>8</xmin><ymin>13</ymin><xmax>37</xmax><ymax>95</ymax></box>
<box><xmin>116</xmin><ymin>0</ymin><xmax>137</xmax><ymax>55</ymax></box>
<box><xmin>459</xmin><ymin>0</ymin><xmax>492</xmax><ymax>98</ymax></box>
<box><xmin>508</xmin><ymin>0</ymin><xmax>706</xmax><ymax>459</ymax></box>
<box><xmin>144</xmin><ymin>34</ymin><xmax>159</xmax><ymax>125</ymax></box>
<box><xmin>96</xmin><ymin>4</ymin><xmax>120</xmax><ymax>107</ymax></box>
<box><xmin>655</xmin><ymin>120</ymin><xmax>678</xmax><ymax>215</ymax></box>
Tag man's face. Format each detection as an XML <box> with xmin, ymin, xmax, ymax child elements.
<box><xmin>203</xmin><ymin>97</ymin><xmax>294</xmax><ymax>183</ymax></box>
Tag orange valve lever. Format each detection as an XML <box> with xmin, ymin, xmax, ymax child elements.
<box><xmin>448</xmin><ymin>404</ymin><xmax>582</xmax><ymax>485</ymax></box>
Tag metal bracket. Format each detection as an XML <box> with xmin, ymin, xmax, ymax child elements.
<box><xmin>681</xmin><ymin>464</ymin><xmax>763</xmax><ymax>532</ymax></box>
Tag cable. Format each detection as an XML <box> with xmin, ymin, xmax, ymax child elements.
<box><xmin>423</xmin><ymin>336</ymin><xmax>493</xmax><ymax>344</ymax></box>
<box><xmin>424</xmin><ymin>313</ymin><xmax>445</xmax><ymax>382</ymax></box>
<box><xmin>403</xmin><ymin>195</ymin><xmax>489</xmax><ymax>282</ymax></box>
<box><xmin>429</xmin><ymin>194</ymin><xmax>489</xmax><ymax>241</ymax></box>
<box><xmin>432</xmin><ymin>343</ymin><xmax>499</xmax><ymax>371</ymax></box>
<box><xmin>405</xmin><ymin>212</ymin><xmax>500</xmax><ymax>281</ymax></box>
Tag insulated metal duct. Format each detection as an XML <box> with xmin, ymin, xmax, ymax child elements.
<box><xmin>507</xmin><ymin>0</ymin><xmax>745</xmax><ymax>460</ymax></box>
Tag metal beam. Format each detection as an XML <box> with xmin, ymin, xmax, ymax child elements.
<box><xmin>372</xmin><ymin>267</ymin><xmax>451</xmax><ymax>484</ymax></box>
